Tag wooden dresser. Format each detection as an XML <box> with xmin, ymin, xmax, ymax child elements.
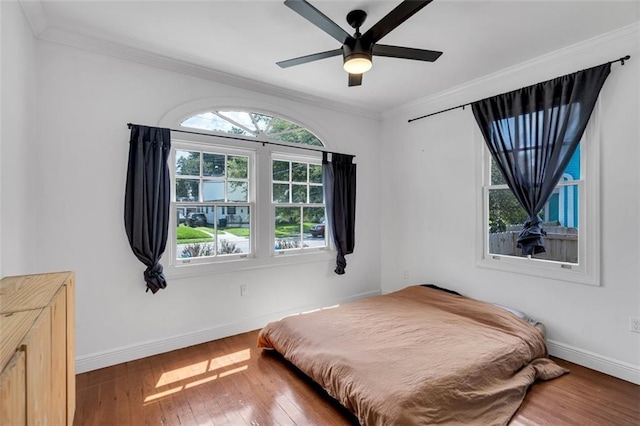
<box><xmin>0</xmin><ymin>272</ymin><xmax>75</xmax><ymax>425</ymax></box>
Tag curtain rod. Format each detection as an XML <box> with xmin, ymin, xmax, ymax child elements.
<box><xmin>407</xmin><ymin>55</ymin><xmax>631</xmax><ymax>124</ymax></box>
<box><xmin>126</xmin><ymin>123</ymin><xmax>355</xmax><ymax>158</ymax></box>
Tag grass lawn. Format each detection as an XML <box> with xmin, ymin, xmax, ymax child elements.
<box><xmin>223</xmin><ymin>227</ymin><xmax>250</xmax><ymax>237</ymax></box>
<box><xmin>177</xmin><ymin>226</ymin><xmax>214</xmax><ymax>244</ymax></box>
<box><xmin>275</xmin><ymin>223</ymin><xmax>314</xmax><ymax>238</ymax></box>
<box><xmin>179</xmin><ymin>222</ymin><xmax>316</xmax><ymax>240</ymax></box>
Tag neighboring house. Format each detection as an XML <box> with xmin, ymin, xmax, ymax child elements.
<box><xmin>177</xmin><ymin>206</ymin><xmax>250</xmax><ymax>227</ymax></box>
<box><xmin>544</xmin><ymin>147</ymin><xmax>580</xmax><ymax>228</ymax></box>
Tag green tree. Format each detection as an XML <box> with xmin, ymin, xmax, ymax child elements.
<box><xmin>227</xmin><ymin>155</ymin><xmax>248</xmax><ymax>201</ymax></box>
<box><xmin>489</xmin><ymin>161</ymin><xmax>528</xmax><ymax>233</ymax></box>
<box><xmin>275</xmin><ymin>207</ymin><xmax>300</xmax><ymax>225</ymax></box>
<box><xmin>176</xmin><ymin>151</ymin><xmax>200</xmax><ymax>201</ymax></box>
<box><xmin>267</xmin><ymin>118</ymin><xmax>323</xmax><ymax>146</ymax></box>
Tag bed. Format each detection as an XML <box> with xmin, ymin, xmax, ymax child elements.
<box><xmin>257</xmin><ymin>285</ymin><xmax>567</xmax><ymax>426</ymax></box>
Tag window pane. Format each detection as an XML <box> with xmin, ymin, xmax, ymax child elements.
<box><xmin>203</xmin><ymin>181</ymin><xmax>224</xmax><ymax>202</ymax></box>
<box><xmin>273</xmin><ymin>160</ymin><xmax>289</xmax><ymax>181</ymax></box>
<box><xmin>292</xmin><ymin>184</ymin><xmax>307</xmax><ymax>203</ymax></box>
<box><xmin>180</xmin><ymin>113</ymin><xmax>252</xmax><ymax>136</ymax></box>
<box><xmin>267</xmin><ymin>118</ymin><xmax>323</xmax><ymax>146</ymax></box>
<box><xmin>292</xmin><ymin>162</ymin><xmax>307</xmax><ymax>182</ymax></box>
<box><xmin>490</xmin><ymin>158</ymin><xmax>507</xmax><ymax>185</ymax></box>
<box><xmin>181</xmin><ymin>111</ymin><xmax>324</xmax><ymax>146</ymax></box>
<box><xmin>309</xmin><ymin>185</ymin><xmax>323</xmax><ymax>203</ymax></box>
<box><xmin>538</xmin><ymin>184</ymin><xmax>579</xmax><ymax>263</ymax></box>
<box><xmin>228</xmin><ymin>155</ymin><xmax>248</xmax><ymax>179</ymax></box>
<box><xmin>273</xmin><ymin>183</ymin><xmax>289</xmax><ymax>203</ymax></box>
<box><xmin>177</xmin><ymin>208</ymin><xmax>186</xmax><ymax>226</ymax></box>
<box><xmin>303</xmin><ymin>207</ymin><xmax>326</xmax><ymax>248</ymax></box>
<box><xmin>203</xmin><ymin>153</ymin><xmax>225</xmax><ymax>177</ymax></box>
<box><xmin>217</xmin><ymin>111</ymin><xmax>257</xmax><ymax>132</ymax></box>
<box><xmin>217</xmin><ymin>206</ymin><xmax>250</xmax><ymax>255</ymax></box>
<box><xmin>488</xmin><ymin>188</ymin><xmax>527</xmax><ymax>234</ymax></box>
<box><xmin>275</xmin><ymin>206</ymin><xmax>301</xmax><ymax>250</ymax></box>
<box><xmin>177</xmin><ymin>206</ymin><xmax>215</xmax><ymax>260</ymax></box>
<box><xmin>176</xmin><ymin>178</ymin><xmax>199</xmax><ymax>201</ymax></box>
<box><xmin>228</xmin><ymin>181</ymin><xmax>248</xmax><ymax>202</ymax></box>
<box><xmin>309</xmin><ymin>164</ymin><xmax>322</xmax><ymax>183</ymax></box>
<box><xmin>252</xmin><ymin>113</ymin><xmax>273</xmax><ymax>132</ymax></box>
<box><xmin>176</xmin><ymin>151</ymin><xmax>200</xmax><ymax>176</ymax></box>
<box><xmin>488</xmin><ymin>187</ymin><xmax>578</xmax><ymax>263</ymax></box>
<box><xmin>181</xmin><ymin>113</ymin><xmax>227</xmax><ymax>133</ymax></box>
<box><xmin>304</xmin><ymin>207</ymin><xmax>324</xmax><ymax>224</ymax></box>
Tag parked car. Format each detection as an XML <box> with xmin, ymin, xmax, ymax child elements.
<box><xmin>178</xmin><ymin>212</ymin><xmax>186</xmax><ymax>225</ymax></box>
<box><xmin>186</xmin><ymin>212</ymin><xmax>207</xmax><ymax>227</ymax></box>
<box><xmin>310</xmin><ymin>220</ymin><xmax>325</xmax><ymax>237</ymax></box>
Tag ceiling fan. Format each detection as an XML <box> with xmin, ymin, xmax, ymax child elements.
<box><xmin>277</xmin><ymin>0</ymin><xmax>443</xmax><ymax>87</ymax></box>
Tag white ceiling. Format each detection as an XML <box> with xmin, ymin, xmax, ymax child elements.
<box><xmin>26</xmin><ymin>0</ymin><xmax>640</xmax><ymax>112</ymax></box>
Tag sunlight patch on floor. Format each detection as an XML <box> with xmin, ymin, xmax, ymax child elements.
<box><xmin>155</xmin><ymin>348</ymin><xmax>250</xmax><ymax>387</ymax></box>
<box><xmin>144</xmin><ymin>348</ymin><xmax>251</xmax><ymax>404</ymax></box>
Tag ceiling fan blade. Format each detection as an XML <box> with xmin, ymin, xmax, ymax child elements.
<box><xmin>284</xmin><ymin>0</ymin><xmax>351</xmax><ymax>44</ymax></box>
<box><xmin>363</xmin><ymin>0</ymin><xmax>433</xmax><ymax>44</ymax></box>
<box><xmin>373</xmin><ymin>44</ymin><xmax>442</xmax><ymax>62</ymax></box>
<box><xmin>277</xmin><ymin>49</ymin><xmax>343</xmax><ymax>68</ymax></box>
<box><xmin>348</xmin><ymin>73</ymin><xmax>362</xmax><ymax>87</ymax></box>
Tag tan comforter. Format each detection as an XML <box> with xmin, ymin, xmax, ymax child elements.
<box><xmin>257</xmin><ymin>285</ymin><xmax>567</xmax><ymax>425</ymax></box>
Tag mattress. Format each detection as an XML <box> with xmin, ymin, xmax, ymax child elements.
<box><xmin>258</xmin><ymin>285</ymin><xmax>567</xmax><ymax>425</ymax></box>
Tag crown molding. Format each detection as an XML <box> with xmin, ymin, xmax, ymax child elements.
<box><xmin>18</xmin><ymin>0</ymin><xmax>48</xmax><ymax>36</ymax></box>
<box><xmin>18</xmin><ymin>1</ymin><xmax>380</xmax><ymax>121</ymax></box>
<box><xmin>386</xmin><ymin>22</ymin><xmax>640</xmax><ymax>122</ymax></box>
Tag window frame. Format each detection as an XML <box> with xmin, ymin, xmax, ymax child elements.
<box><xmin>163</xmin><ymin>111</ymin><xmax>335</xmax><ymax>279</ymax></box>
<box><xmin>271</xmin><ymin>152</ymin><xmax>328</xmax><ymax>256</ymax></box>
<box><xmin>474</xmin><ymin>108</ymin><xmax>601</xmax><ymax>286</ymax></box>
<box><xmin>170</xmin><ymin>142</ymin><xmax>256</xmax><ymax>267</ymax></box>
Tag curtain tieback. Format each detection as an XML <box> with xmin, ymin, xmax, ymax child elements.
<box><xmin>144</xmin><ymin>263</ymin><xmax>167</xmax><ymax>293</ymax></box>
<box><xmin>517</xmin><ymin>215</ymin><xmax>547</xmax><ymax>256</ymax></box>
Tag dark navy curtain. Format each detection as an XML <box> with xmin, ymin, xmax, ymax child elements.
<box><xmin>323</xmin><ymin>153</ymin><xmax>356</xmax><ymax>274</ymax></box>
<box><xmin>124</xmin><ymin>125</ymin><xmax>171</xmax><ymax>293</ymax></box>
<box><xmin>472</xmin><ymin>63</ymin><xmax>610</xmax><ymax>255</ymax></box>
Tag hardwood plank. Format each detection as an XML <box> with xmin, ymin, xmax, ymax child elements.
<box><xmin>74</xmin><ymin>330</ymin><xmax>640</xmax><ymax>426</ymax></box>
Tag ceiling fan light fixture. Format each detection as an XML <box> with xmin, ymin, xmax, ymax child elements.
<box><xmin>343</xmin><ymin>53</ymin><xmax>372</xmax><ymax>74</ymax></box>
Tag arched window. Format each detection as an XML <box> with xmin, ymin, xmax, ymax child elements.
<box><xmin>169</xmin><ymin>109</ymin><xmax>330</xmax><ymax>274</ymax></box>
<box><xmin>180</xmin><ymin>110</ymin><xmax>324</xmax><ymax>147</ymax></box>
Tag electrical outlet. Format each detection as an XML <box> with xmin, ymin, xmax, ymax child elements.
<box><xmin>630</xmin><ymin>317</ymin><xmax>640</xmax><ymax>333</ymax></box>
<box><xmin>402</xmin><ymin>269</ymin><xmax>409</xmax><ymax>280</ymax></box>
<box><xmin>240</xmin><ymin>284</ymin><xmax>248</xmax><ymax>297</ymax></box>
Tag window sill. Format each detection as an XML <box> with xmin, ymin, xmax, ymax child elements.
<box><xmin>475</xmin><ymin>255</ymin><xmax>599</xmax><ymax>286</ymax></box>
<box><xmin>163</xmin><ymin>250</ymin><xmax>336</xmax><ymax>280</ymax></box>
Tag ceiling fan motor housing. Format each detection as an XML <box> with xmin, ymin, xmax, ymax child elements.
<box><xmin>343</xmin><ymin>37</ymin><xmax>373</xmax><ymax>65</ymax></box>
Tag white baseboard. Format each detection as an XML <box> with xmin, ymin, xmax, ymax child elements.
<box><xmin>547</xmin><ymin>339</ymin><xmax>640</xmax><ymax>385</ymax></box>
<box><xmin>75</xmin><ymin>289</ymin><xmax>381</xmax><ymax>374</ymax></box>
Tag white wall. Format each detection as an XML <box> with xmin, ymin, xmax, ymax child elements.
<box><xmin>0</xmin><ymin>0</ymin><xmax>39</xmax><ymax>277</ymax></box>
<box><xmin>30</xmin><ymin>40</ymin><xmax>381</xmax><ymax>371</ymax></box>
<box><xmin>381</xmin><ymin>26</ymin><xmax>640</xmax><ymax>382</ymax></box>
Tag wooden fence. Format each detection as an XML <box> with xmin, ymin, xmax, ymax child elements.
<box><xmin>489</xmin><ymin>226</ymin><xmax>578</xmax><ymax>263</ymax></box>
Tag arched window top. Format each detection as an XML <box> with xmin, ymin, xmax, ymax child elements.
<box><xmin>180</xmin><ymin>110</ymin><xmax>324</xmax><ymax>147</ymax></box>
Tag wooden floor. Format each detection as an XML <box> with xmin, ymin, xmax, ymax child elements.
<box><xmin>75</xmin><ymin>330</ymin><xmax>639</xmax><ymax>426</ymax></box>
